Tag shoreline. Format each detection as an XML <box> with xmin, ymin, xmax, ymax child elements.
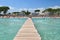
<box><xmin>31</xmin><ymin>15</ymin><xmax>60</xmax><ymax>18</ymax></box>
<box><xmin>0</xmin><ymin>16</ymin><xmax>28</xmax><ymax>18</ymax></box>
<box><xmin>0</xmin><ymin>16</ymin><xmax>60</xmax><ymax>18</ymax></box>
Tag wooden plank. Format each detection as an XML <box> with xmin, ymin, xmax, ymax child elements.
<box><xmin>14</xmin><ymin>18</ymin><xmax>41</xmax><ymax>40</ymax></box>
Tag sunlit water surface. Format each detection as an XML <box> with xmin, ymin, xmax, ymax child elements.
<box><xmin>0</xmin><ymin>18</ymin><xmax>27</xmax><ymax>40</ymax></box>
<box><xmin>32</xmin><ymin>18</ymin><xmax>60</xmax><ymax>40</ymax></box>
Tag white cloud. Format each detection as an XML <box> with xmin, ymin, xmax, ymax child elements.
<box><xmin>9</xmin><ymin>6</ymin><xmax>60</xmax><ymax>13</ymax></box>
<box><xmin>1</xmin><ymin>5</ymin><xmax>60</xmax><ymax>13</ymax></box>
<box><xmin>9</xmin><ymin>6</ymin><xmax>15</xmax><ymax>9</ymax></box>
<box><xmin>49</xmin><ymin>6</ymin><xmax>60</xmax><ymax>9</ymax></box>
<box><xmin>8</xmin><ymin>6</ymin><xmax>20</xmax><ymax>12</ymax></box>
<box><xmin>18</xmin><ymin>8</ymin><xmax>45</xmax><ymax>12</ymax></box>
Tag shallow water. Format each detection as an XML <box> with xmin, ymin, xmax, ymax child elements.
<box><xmin>32</xmin><ymin>18</ymin><xmax>60</xmax><ymax>40</ymax></box>
<box><xmin>0</xmin><ymin>18</ymin><xmax>27</xmax><ymax>40</ymax></box>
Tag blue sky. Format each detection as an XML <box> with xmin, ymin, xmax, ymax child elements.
<box><xmin>0</xmin><ymin>0</ymin><xmax>60</xmax><ymax>12</ymax></box>
<box><xmin>0</xmin><ymin>0</ymin><xmax>60</xmax><ymax>8</ymax></box>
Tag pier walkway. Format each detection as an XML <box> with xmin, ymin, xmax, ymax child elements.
<box><xmin>14</xmin><ymin>18</ymin><xmax>41</xmax><ymax>40</ymax></box>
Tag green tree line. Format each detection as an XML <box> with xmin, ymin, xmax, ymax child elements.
<box><xmin>0</xmin><ymin>6</ymin><xmax>60</xmax><ymax>16</ymax></box>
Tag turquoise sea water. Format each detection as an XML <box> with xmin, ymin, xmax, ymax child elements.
<box><xmin>32</xmin><ymin>18</ymin><xmax>60</xmax><ymax>40</ymax></box>
<box><xmin>0</xmin><ymin>18</ymin><xmax>27</xmax><ymax>40</ymax></box>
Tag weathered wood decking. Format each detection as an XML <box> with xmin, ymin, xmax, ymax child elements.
<box><xmin>14</xmin><ymin>18</ymin><xmax>41</xmax><ymax>40</ymax></box>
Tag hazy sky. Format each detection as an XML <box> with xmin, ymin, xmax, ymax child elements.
<box><xmin>0</xmin><ymin>0</ymin><xmax>60</xmax><ymax>12</ymax></box>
